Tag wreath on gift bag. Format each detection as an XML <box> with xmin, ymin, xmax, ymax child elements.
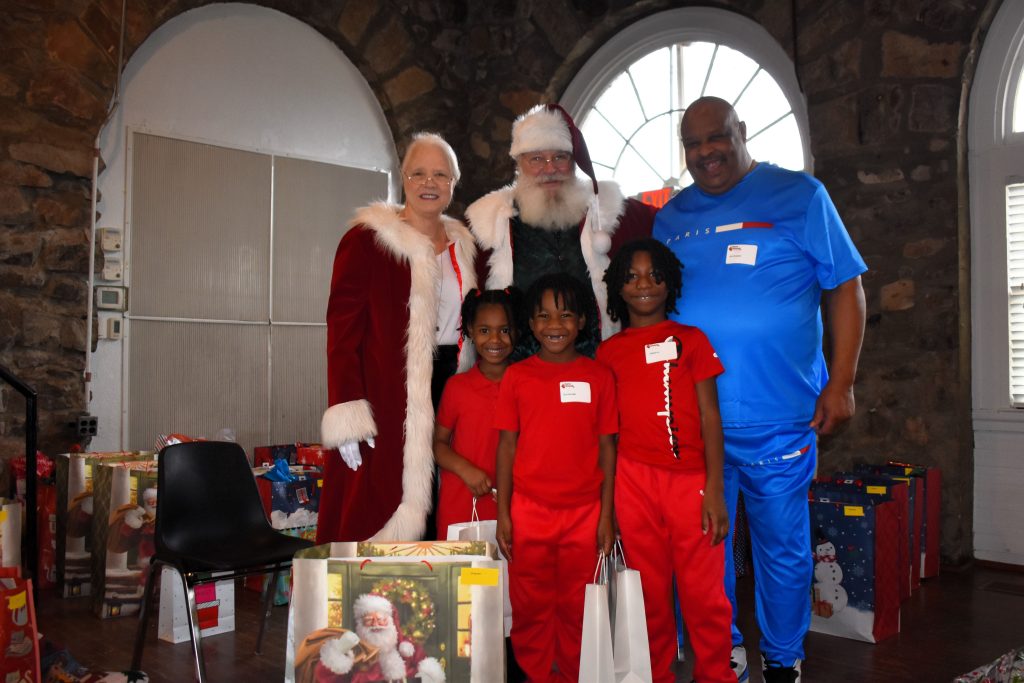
<box><xmin>370</xmin><ymin>578</ymin><xmax>437</xmax><ymax>644</ymax></box>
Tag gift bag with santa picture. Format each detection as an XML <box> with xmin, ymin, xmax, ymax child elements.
<box><xmin>90</xmin><ymin>460</ymin><xmax>160</xmax><ymax>618</ymax></box>
<box><xmin>286</xmin><ymin>541</ymin><xmax>505</xmax><ymax>683</ymax></box>
<box><xmin>808</xmin><ymin>488</ymin><xmax>901</xmax><ymax>643</ymax></box>
<box><xmin>55</xmin><ymin>451</ymin><xmax>154</xmax><ymax>597</ymax></box>
<box><xmin>446</xmin><ymin>497</ymin><xmax>511</xmax><ymax>637</ymax></box>
<box><xmin>0</xmin><ymin>567</ymin><xmax>40</xmax><ymax>683</ymax></box>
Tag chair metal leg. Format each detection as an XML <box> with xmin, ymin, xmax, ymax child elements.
<box><xmin>131</xmin><ymin>560</ymin><xmax>161</xmax><ymax>671</ymax></box>
<box><xmin>179</xmin><ymin>570</ymin><xmax>209</xmax><ymax>683</ymax></box>
<box><xmin>255</xmin><ymin>569</ymin><xmax>280</xmax><ymax>655</ymax></box>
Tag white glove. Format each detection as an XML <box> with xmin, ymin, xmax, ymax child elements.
<box><xmin>339</xmin><ymin>440</ymin><xmax>362</xmax><ymax>471</ymax></box>
<box><xmin>339</xmin><ymin>437</ymin><xmax>374</xmax><ymax>471</ymax></box>
<box><xmin>125</xmin><ymin>506</ymin><xmax>146</xmax><ymax>529</ymax></box>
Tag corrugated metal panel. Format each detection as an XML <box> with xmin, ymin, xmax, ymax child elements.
<box><xmin>128</xmin><ymin>319</ymin><xmax>269</xmax><ymax>453</ymax></box>
<box><xmin>269</xmin><ymin>324</ymin><xmax>327</xmax><ymax>444</ymax></box>
<box><xmin>130</xmin><ymin>132</ymin><xmax>271</xmax><ymax>321</ymax></box>
<box><xmin>271</xmin><ymin>156</ymin><xmax>388</xmax><ymax>323</ymax></box>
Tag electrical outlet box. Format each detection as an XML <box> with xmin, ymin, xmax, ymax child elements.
<box><xmin>77</xmin><ymin>415</ymin><xmax>98</xmax><ymax>436</ymax></box>
<box><xmin>98</xmin><ymin>228</ymin><xmax>122</xmax><ymax>251</ymax></box>
<box><xmin>101</xmin><ymin>260</ymin><xmax>123</xmax><ymax>282</ymax></box>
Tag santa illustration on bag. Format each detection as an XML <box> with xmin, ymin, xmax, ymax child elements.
<box><xmin>296</xmin><ymin>593</ymin><xmax>445</xmax><ymax>683</ymax></box>
<box><xmin>812</xmin><ymin>529</ymin><xmax>848</xmax><ymax>617</ymax></box>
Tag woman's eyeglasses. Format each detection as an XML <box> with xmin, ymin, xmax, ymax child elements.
<box><xmin>406</xmin><ymin>171</ymin><xmax>453</xmax><ymax>186</ymax></box>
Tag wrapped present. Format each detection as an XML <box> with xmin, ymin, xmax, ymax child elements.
<box><xmin>954</xmin><ymin>646</ymin><xmax>1024</xmax><ymax>683</ymax></box>
<box><xmin>255</xmin><ymin>466</ymin><xmax>322</xmax><ymax>531</ymax></box>
<box><xmin>295</xmin><ymin>445</ymin><xmax>332</xmax><ymax>469</ymax></box>
<box><xmin>90</xmin><ymin>461</ymin><xmax>159</xmax><ymax>618</ymax></box>
<box><xmin>286</xmin><ymin>541</ymin><xmax>505</xmax><ymax>682</ymax></box>
<box><xmin>55</xmin><ymin>451</ymin><xmax>154</xmax><ymax>597</ymax></box>
<box><xmin>12</xmin><ymin>453</ymin><xmax>59</xmax><ymax>589</ymax></box>
<box><xmin>808</xmin><ymin>488</ymin><xmax>901</xmax><ymax>643</ymax></box>
<box><xmin>158</xmin><ymin>567</ymin><xmax>236</xmax><ymax>643</ymax></box>
<box><xmin>253</xmin><ymin>443</ymin><xmax>305</xmax><ymax>468</ymax></box>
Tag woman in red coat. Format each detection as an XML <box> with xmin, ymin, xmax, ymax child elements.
<box><xmin>317</xmin><ymin>133</ymin><xmax>477</xmax><ymax>543</ymax></box>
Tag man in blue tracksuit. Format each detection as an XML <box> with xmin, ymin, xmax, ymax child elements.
<box><xmin>654</xmin><ymin>96</ymin><xmax>867</xmax><ymax>683</ymax></box>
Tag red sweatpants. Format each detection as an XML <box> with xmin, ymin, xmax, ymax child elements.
<box><xmin>615</xmin><ymin>458</ymin><xmax>734</xmax><ymax>683</ymax></box>
<box><xmin>508</xmin><ymin>493</ymin><xmax>600</xmax><ymax>683</ymax></box>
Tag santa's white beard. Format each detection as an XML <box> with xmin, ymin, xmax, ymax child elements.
<box><xmin>515</xmin><ymin>173</ymin><xmax>592</xmax><ymax>230</ymax></box>
<box><xmin>357</xmin><ymin>623</ymin><xmax>398</xmax><ymax>652</ymax></box>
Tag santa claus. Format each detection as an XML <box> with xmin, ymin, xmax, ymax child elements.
<box><xmin>312</xmin><ymin>593</ymin><xmax>445</xmax><ymax>683</ymax></box>
<box><xmin>465</xmin><ymin>104</ymin><xmax>656</xmax><ymax>357</ymax></box>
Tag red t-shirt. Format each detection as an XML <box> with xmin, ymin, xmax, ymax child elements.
<box><xmin>597</xmin><ymin>320</ymin><xmax>724</xmax><ymax>471</ymax></box>
<box><xmin>435</xmin><ymin>364</ymin><xmax>500</xmax><ymax>534</ymax></box>
<box><xmin>494</xmin><ymin>355</ymin><xmax>618</xmax><ymax>507</ymax></box>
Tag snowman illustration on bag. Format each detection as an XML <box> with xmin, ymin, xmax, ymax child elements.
<box><xmin>812</xmin><ymin>529</ymin><xmax>848</xmax><ymax>617</ymax></box>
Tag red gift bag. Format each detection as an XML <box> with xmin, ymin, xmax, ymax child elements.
<box><xmin>0</xmin><ymin>568</ymin><xmax>40</xmax><ymax>683</ymax></box>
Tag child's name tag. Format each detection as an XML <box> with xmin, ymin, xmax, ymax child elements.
<box><xmin>560</xmin><ymin>381</ymin><xmax>591</xmax><ymax>403</ymax></box>
<box><xmin>726</xmin><ymin>244</ymin><xmax>757</xmax><ymax>265</ymax></box>
<box><xmin>644</xmin><ymin>341</ymin><xmax>678</xmax><ymax>364</ymax></box>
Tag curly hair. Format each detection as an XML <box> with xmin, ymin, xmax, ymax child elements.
<box><xmin>459</xmin><ymin>287</ymin><xmax>522</xmax><ymax>340</ymax></box>
<box><xmin>603</xmin><ymin>238</ymin><xmax>683</xmax><ymax>327</ymax></box>
<box><xmin>524</xmin><ymin>272</ymin><xmax>597</xmax><ymax>344</ymax></box>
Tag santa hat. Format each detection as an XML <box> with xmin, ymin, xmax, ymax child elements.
<box><xmin>510</xmin><ymin>104</ymin><xmax>599</xmax><ymax>195</ymax></box>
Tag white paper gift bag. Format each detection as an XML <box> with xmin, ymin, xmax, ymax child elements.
<box><xmin>157</xmin><ymin>566</ymin><xmax>236</xmax><ymax>643</ymax></box>
<box><xmin>446</xmin><ymin>497</ymin><xmax>512</xmax><ymax>636</ymax></box>
<box><xmin>612</xmin><ymin>543</ymin><xmax>652</xmax><ymax>683</ymax></box>
<box><xmin>579</xmin><ymin>553</ymin><xmax>615</xmax><ymax>683</ymax></box>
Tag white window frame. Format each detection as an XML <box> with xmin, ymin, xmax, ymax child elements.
<box><xmin>969</xmin><ymin>0</ymin><xmax>1024</xmax><ymax>565</ymax></box>
<box><xmin>970</xmin><ymin>1</ymin><xmax>1024</xmax><ymax>419</ymax></box>
<box><xmin>560</xmin><ymin>7</ymin><xmax>811</xmax><ymax>174</ymax></box>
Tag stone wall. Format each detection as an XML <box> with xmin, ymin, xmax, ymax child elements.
<box><xmin>0</xmin><ymin>0</ymin><xmax>994</xmax><ymax>561</ymax></box>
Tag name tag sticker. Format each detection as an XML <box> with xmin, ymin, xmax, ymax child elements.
<box><xmin>460</xmin><ymin>567</ymin><xmax>499</xmax><ymax>586</ymax></box>
<box><xmin>726</xmin><ymin>244</ymin><xmax>758</xmax><ymax>266</ymax></box>
<box><xmin>644</xmin><ymin>341</ymin><xmax>678</xmax><ymax>364</ymax></box>
<box><xmin>866</xmin><ymin>485</ymin><xmax>886</xmax><ymax>494</ymax></box>
<box><xmin>843</xmin><ymin>505</ymin><xmax>865</xmax><ymax>517</ymax></box>
<box><xmin>560</xmin><ymin>381</ymin><xmax>591</xmax><ymax>403</ymax></box>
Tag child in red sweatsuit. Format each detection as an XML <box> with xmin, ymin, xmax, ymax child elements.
<box><xmin>495</xmin><ymin>272</ymin><xmax>617</xmax><ymax>683</ymax></box>
<box><xmin>597</xmin><ymin>239</ymin><xmax>733</xmax><ymax>683</ymax></box>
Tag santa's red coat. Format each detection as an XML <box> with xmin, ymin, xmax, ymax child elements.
<box><xmin>317</xmin><ymin>203</ymin><xmax>476</xmax><ymax>543</ymax></box>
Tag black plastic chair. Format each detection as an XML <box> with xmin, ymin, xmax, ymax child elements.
<box><xmin>131</xmin><ymin>441</ymin><xmax>314</xmax><ymax>682</ymax></box>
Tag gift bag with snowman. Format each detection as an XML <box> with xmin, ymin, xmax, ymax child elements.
<box><xmin>808</xmin><ymin>488</ymin><xmax>901</xmax><ymax>643</ymax></box>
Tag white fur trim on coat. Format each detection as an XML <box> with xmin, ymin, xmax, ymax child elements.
<box><xmin>465</xmin><ymin>180</ymin><xmax>627</xmax><ymax>339</ymax></box>
<box><xmin>321</xmin><ymin>399</ymin><xmax>376</xmax><ymax>449</ymax></box>
<box><xmin>333</xmin><ymin>202</ymin><xmax>476</xmax><ymax>542</ymax></box>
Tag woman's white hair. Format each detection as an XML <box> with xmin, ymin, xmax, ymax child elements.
<box><xmin>401</xmin><ymin>132</ymin><xmax>461</xmax><ymax>186</ymax></box>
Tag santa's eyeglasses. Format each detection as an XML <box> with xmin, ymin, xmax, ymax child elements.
<box><xmin>361</xmin><ymin>611</ymin><xmax>391</xmax><ymax>627</ymax></box>
<box><xmin>520</xmin><ymin>152</ymin><xmax>573</xmax><ymax>171</ymax></box>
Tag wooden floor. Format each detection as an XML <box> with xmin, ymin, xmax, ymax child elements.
<box><xmin>35</xmin><ymin>564</ymin><xmax>1024</xmax><ymax>682</ymax></box>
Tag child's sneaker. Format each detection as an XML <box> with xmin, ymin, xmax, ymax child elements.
<box><xmin>762</xmin><ymin>655</ymin><xmax>802</xmax><ymax>683</ymax></box>
<box><xmin>731</xmin><ymin>645</ymin><xmax>749</xmax><ymax>681</ymax></box>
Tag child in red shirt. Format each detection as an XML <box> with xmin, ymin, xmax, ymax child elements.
<box><xmin>433</xmin><ymin>288</ymin><xmax>520</xmax><ymax>538</ymax></box>
<box><xmin>597</xmin><ymin>239</ymin><xmax>733</xmax><ymax>683</ymax></box>
<box><xmin>495</xmin><ymin>272</ymin><xmax>617</xmax><ymax>683</ymax></box>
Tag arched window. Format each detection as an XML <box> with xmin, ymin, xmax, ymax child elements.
<box><xmin>969</xmin><ymin>1</ymin><xmax>1024</xmax><ymax>565</ymax></box>
<box><xmin>561</xmin><ymin>7</ymin><xmax>809</xmax><ymax>200</ymax></box>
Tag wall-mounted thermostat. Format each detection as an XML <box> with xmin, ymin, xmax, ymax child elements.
<box><xmin>98</xmin><ymin>228</ymin><xmax>122</xmax><ymax>251</ymax></box>
<box><xmin>106</xmin><ymin>317</ymin><xmax>123</xmax><ymax>340</ymax></box>
<box><xmin>95</xmin><ymin>286</ymin><xmax>126</xmax><ymax>311</ymax></box>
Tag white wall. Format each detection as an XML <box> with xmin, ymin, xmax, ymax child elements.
<box><xmin>89</xmin><ymin>3</ymin><xmax>397</xmax><ymax>450</ymax></box>
<box><xmin>968</xmin><ymin>1</ymin><xmax>1024</xmax><ymax>565</ymax></box>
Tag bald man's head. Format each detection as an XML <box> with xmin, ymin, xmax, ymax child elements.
<box><xmin>680</xmin><ymin>97</ymin><xmax>754</xmax><ymax>194</ymax></box>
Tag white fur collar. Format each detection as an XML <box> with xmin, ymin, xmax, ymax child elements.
<box><xmin>352</xmin><ymin>202</ymin><xmax>475</xmax><ymax>264</ymax></box>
